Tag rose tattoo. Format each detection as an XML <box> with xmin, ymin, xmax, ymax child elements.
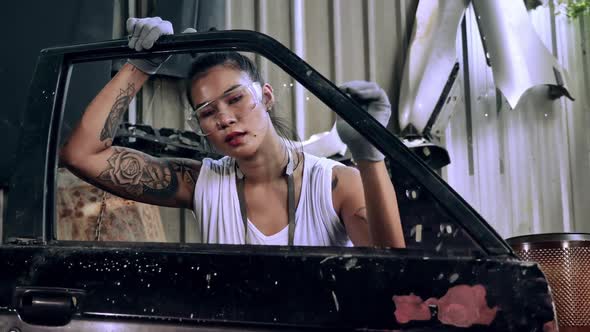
<box><xmin>99</xmin><ymin>148</ymin><xmax>172</xmax><ymax>197</ymax></box>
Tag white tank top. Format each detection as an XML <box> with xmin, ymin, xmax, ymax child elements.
<box><xmin>192</xmin><ymin>153</ymin><xmax>352</xmax><ymax>246</ymax></box>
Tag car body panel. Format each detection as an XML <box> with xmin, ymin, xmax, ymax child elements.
<box><xmin>0</xmin><ymin>30</ymin><xmax>556</xmax><ymax>331</ymax></box>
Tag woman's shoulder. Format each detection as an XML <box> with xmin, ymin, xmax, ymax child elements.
<box><xmin>303</xmin><ymin>152</ymin><xmax>344</xmax><ymax>171</ymax></box>
<box><xmin>302</xmin><ymin>153</ymin><xmax>359</xmax><ymax>192</ymax></box>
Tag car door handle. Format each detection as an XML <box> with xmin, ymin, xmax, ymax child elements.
<box><xmin>13</xmin><ymin>286</ymin><xmax>86</xmax><ymax>326</ymax></box>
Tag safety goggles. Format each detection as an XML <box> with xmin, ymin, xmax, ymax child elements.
<box><xmin>187</xmin><ymin>82</ymin><xmax>262</xmax><ymax>137</ymax></box>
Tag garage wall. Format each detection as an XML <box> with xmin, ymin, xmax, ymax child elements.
<box><xmin>139</xmin><ymin>0</ymin><xmax>417</xmax><ymax>139</ymax></box>
<box><xmin>0</xmin><ymin>0</ymin><xmax>116</xmax><ymax>243</ymax></box>
<box><xmin>225</xmin><ymin>0</ymin><xmax>417</xmax><ymax>138</ymax></box>
<box><xmin>0</xmin><ymin>0</ymin><xmax>115</xmax><ymax>187</ymax></box>
<box><xmin>444</xmin><ymin>2</ymin><xmax>590</xmax><ymax>239</ymax></box>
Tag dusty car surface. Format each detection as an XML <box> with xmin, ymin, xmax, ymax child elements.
<box><xmin>0</xmin><ymin>30</ymin><xmax>556</xmax><ymax>331</ymax></box>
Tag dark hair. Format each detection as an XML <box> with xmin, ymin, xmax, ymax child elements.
<box><xmin>186</xmin><ymin>52</ymin><xmax>302</xmax><ymax>159</ymax></box>
<box><xmin>187</xmin><ymin>52</ymin><xmax>263</xmax><ymax>91</ymax></box>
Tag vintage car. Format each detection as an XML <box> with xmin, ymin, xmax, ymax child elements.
<box><xmin>0</xmin><ymin>30</ymin><xmax>555</xmax><ymax>331</ymax></box>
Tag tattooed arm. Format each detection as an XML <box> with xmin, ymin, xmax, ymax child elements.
<box><xmin>332</xmin><ymin>164</ymin><xmax>405</xmax><ymax>248</ymax></box>
<box><xmin>61</xmin><ymin>63</ymin><xmax>146</xmax><ymax>156</ymax></box>
<box><xmin>60</xmin><ymin>63</ymin><xmax>200</xmax><ymax>208</ymax></box>
<box><xmin>71</xmin><ymin>147</ymin><xmax>200</xmax><ymax>208</ymax></box>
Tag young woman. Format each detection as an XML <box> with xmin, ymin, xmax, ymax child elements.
<box><xmin>59</xmin><ymin>17</ymin><xmax>405</xmax><ymax>248</ymax></box>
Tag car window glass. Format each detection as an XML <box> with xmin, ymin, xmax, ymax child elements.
<box><xmin>56</xmin><ymin>52</ymin><xmax>483</xmax><ymax>255</ymax></box>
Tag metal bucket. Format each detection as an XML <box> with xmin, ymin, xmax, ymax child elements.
<box><xmin>506</xmin><ymin>233</ymin><xmax>590</xmax><ymax>332</ymax></box>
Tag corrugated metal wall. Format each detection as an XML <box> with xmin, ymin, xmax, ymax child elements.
<box><xmin>226</xmin><ymin>0</ymin><xmax>417</xmax><ymax>138</ymax></box>
<box><xmin>444</xmin><ymin>2</ymin><xmax>590</xmax><ymax>239</ymax></box>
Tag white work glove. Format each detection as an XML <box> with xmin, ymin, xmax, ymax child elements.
<box><xmin>336</xmin><ymin>80</ymin><xmax>392</xmax><ymax>162</ymax></box>
<box><xmin>126</xmin><ymin>17</ymin><xmax>179</xmax><ymax>74</ymax></box>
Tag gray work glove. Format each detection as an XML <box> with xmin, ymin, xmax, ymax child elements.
<box><xmin>126</xmin><ymin>17</ymin><xmax>174</xmax><ymax>75</ymax></box>
<box><xmin>336</xmin><ymin>80</ymin><xmax>392</xmax><ymax>162</ymax></box>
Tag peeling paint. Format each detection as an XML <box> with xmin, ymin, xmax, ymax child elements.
<box><xmin>393</xmin><ymin>284</ymin><xmax>498</xmax><ymax>328</ymax></box>
<box><xmin>0</xmin><ymin>244</ymin><xmax>554</xmax><ymax>329</ymax></box>
<box><xmin>331</xmin><ymin>291</ymin><xmax>340</xmax><ymax>312</ymax></box>
<box><xmin>393</xmin><ymin>293</ymin><xmax>432</xmax><ymax>323</ymax></box>
<box><xmin>543</xmin><ymin>320</ymin><xmax>557</xmax><ymax>332</ymax></box>
<box><xmin>344</xmin><ymin>258</ymin><xmax>358</xmax><ymax>271</ymax></box>
<box><xmin>435</xmin><ymin>242</ymin><xmax>443</xmax><ymax>252</ymax></box>
<box><xmin>319</xmin><ymin>256</ymin><xmax>339</xmax><ymax>264</ymax></box>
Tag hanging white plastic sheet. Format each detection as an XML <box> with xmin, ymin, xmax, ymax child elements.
<box><xmin>399</xmin><ymin>0</ymin><xmax>573</xmax><ymax>137</ymax></box>
<box><xmin>398</xmin><ymin>0</ymin><xmax>468</xmax><ymax>136</ymax></box>
<box><xmin>471</xmin><ymin>0</ymin><xmax>573</xmax><ymax>109</ymax></box>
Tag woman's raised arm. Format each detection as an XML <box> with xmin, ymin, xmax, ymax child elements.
<box><xmin>60</xmin><ymin>17</ymin><xmax>200</xmax><ymax>209</ymax></box>
<box><xmin>335</xmin><ymin>81</ymin><xmax>405</xmax><ymax>248</ymax></box>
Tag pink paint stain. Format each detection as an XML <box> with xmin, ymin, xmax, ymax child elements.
<box><xmin>543</xmin><ymin>320</ymin><xmax>557</xmax><ymax>332</ymax></box>
<box><xmin>393</xmin><ymin>284</ymin><xmax>499</xmax><ymax>328</ymax></box>
<box><xmin>392</xmin><ymin>293</ymin><xmax>432</xmax><ymax>324</ymax></box>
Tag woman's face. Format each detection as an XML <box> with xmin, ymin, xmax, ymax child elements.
<box><xmin>189</xmin><ymin>65</ymin><xmax>274</xmax><ymax>158</ymax></box>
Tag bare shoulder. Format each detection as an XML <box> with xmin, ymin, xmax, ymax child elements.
<box><xmin>331</xmin><ymin>165</ymin><xmax>361</xmax><ymax>189</ymax></box>
<box><xmin>331</xmin><ymin>165</ymin><xmax>363</xmax><ymax>206</ymax></box>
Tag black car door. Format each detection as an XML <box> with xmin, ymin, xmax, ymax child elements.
<box><xmin>0</xmin><ymin>30</ymin><xmax>555</xmax><ymax>331</ymax></box>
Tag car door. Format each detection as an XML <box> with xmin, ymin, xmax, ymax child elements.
<box><xmin>0</xmin><ymin>30</ymin><xmax>556</xmax><ymax>331</ymax></box>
